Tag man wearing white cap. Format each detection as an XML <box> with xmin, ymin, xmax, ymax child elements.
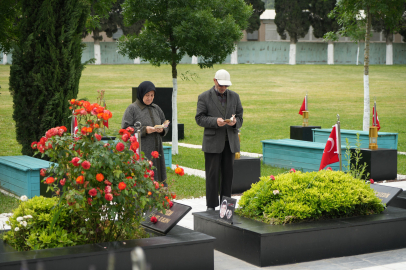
<box><xmin>195</xmin><ymin>69</ymin><xmax>243</xmax><ymax>211</ymax></box>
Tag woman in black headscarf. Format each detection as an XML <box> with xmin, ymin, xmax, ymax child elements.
<box><xmin>121</xmin><ymin>81</ymin><xmax>169</xmax><ymax>184</ymax></box>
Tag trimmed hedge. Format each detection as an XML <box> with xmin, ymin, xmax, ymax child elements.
<box><xmin>236</xmin><ymin>170</ymin><xmax>384</xmax><ymax>224</ymax></box>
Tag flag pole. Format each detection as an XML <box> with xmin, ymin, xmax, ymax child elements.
<box><xmin>373</xmin><ymin>97</ymin><xmax>376</xmax><ymax>126</ymax></box>
<box><xmin>336</xmin><ymin>114</ymin><xmax>342</xmax><ymax>171</ymax></box>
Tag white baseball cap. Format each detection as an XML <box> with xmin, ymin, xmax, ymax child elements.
<box><xmin>214</xmin><ymin>69</ymin><xmax>232</xmax><ymax>86</ymax></box>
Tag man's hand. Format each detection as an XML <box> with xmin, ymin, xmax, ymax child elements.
<box><xmin>217</xmin><ymin>118</ymin><xmax>226</xmax><ymax>127</ymax></box>
<box><xmin>227</xmin><ymin>117</ymin><xmax>236</xmax><ymax>126</ymax></box>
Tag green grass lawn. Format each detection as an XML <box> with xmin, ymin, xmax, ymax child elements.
<box><xmin>0</xmin><ymin>192</ymin><xmax>19</xmax><ymax>214</ymax></box>
<box><xmin>0</xmin><ymin>64</ymin><xmax>405</xmax><ymax>203</ymax></box>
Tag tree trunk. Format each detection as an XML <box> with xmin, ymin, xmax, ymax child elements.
<box><xmin>93</xmin><ymin>29</ymin><xmax>101</xmax><ymax>65</ymax></box>
<box><xmin>289</xmin><ymin>39</ymin><xmax>296</xmax><ymax>65</ymax></box>
<box><xmin>327</xmin><ymin>40</ymin><xmax>334</xmax><ymax>65</ymax></box>
<box><xmin>171</xmin><ymin>48</ymin><xmax>178</xmax><ymax>155</ymax></box>
<box><xmin>386</xmin><ymin>34</ymin><xmax>393</xmax><ymax>65</ymax></box>
<box><xmin>363</xmin><ymin>7</ymin><xmax>371</xmax><ymax>131</ymax></box>
<box><xmin>230</xmin><ymin>44</ymin><xmax>238</xmax><ymax>64</ymax></box>
<box><xmin>191</xmin><ymin>56</ymin><xmax>198</xmax><ymax>64</ymax></box>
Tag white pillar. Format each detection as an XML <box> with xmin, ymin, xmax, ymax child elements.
<box><xmin>134</xmin><ymin>57</ymin><xmax>140</xmax><ymax>64</ymax></box>
<box><xmin>191</xmin><ymin>56</ymin><xmax>198</xmax><ymax>64</ymax></box>
<box><xmin>327</xmin><ymin>41</ymin><xmax>334</xmax><ymax>65</ymax></box>
<box><xmin>230</xmin><ymin>44</ymin><xmax>238</xmax><ymax>64</ymax></box>
<box><xmin>3</xmin><ymin>53</ymin><xmax>7</xmax><ymax>64</ymax></box>
<box><xmin>289</xmin><ymin>43</ymin><xmax>296</xmax><ymax>65</ymax></box>
<box><xmin>94</xmin><ymin>43</ymin><xmax>101</xmax><ymax>65</ymax></box>
<box><xmin>386</xmin><ymin>43</ymin><xmax>393</xmax><ymax>65</ymax></box>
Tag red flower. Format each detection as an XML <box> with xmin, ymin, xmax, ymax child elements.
<box><xmin>40</xmin><ymin>168</ymin><xmax>46</xmax><ymax>177</ymax></box>
<box><xmin>105</xmin><ymin>186</ymin><xmax>112</xmax><ymax>194</ymax></box>
<box><xmin>87</xmin><ymin>198</ymin><xmax>93</xmax><ymax>205</ymax></box>
<box><xmin>326</xmin><ymin>167</ymin><xmax>332</xmax><ymax>171</ymax></box>
<box><xmin>148</xmin><ymin>170</ymin><xmax>155</xmax><ymax>178</ymax></box>
<box><xmin>76</xmin><ymin>175</ymin><xmax>84</xmax><ymax>184</ymax></box>
<box><xmin>60</xmin><ymin>178</ymin><xmax>66</xmax><ymax>186</ymax></box>
<box><xmin>31</xmin><ymin>141</ymin><xmax>38</xmax><ymax>149</ymax></box>
<box><xmin>45</xmin><ymin>177</ymin><xmax>55</xmax><ymax>184</ymax></box>
<box><xmin>151</xmin><ymin>151</ymin><xmax>159</xmax><ymax>158</ymax></box>
<box><xmin>370</xmin><ymin>179</ymin><xmax>375</xmax><ymax>184</ymax></box>
<box><xmin>147</xmin><ymin>191</ymin><xmax>152</xmax><ymax>196</ymax></box>
<box><xmin>70</xmin><ymin>99</ymin><xmax>76</xmax><ymax>105</ymax></box>
<box><xmin>118</xmin><ymin>182</ymin><xmax>126</xmax><ymax>190</ymax></box>
<box><xmin>171</xmin><ymin>193</ymin><xmax>176</xmax><ymax>199</ymax></box>
<box><xmin>60</xmin><ymin>126</ymin><xmax>67</xmax><ymax>132</ymax></box>
<box><xmin>116</xmin><ymin>142</ymin><xmax>125</xmax><ymax>152</ymax></box>
<box><xmin>81</xmin><ymin>160</ymin><xmax>91</xmax><ymax>170</ymax></box>
<box><xmin>130</xmin><ymin>142</ymin><xmax>139</xmax><ymax>152</ymax></box>
<box><xmin>105</xmin><ymin>193</ymin><xmax>113</xmax><ymax>201</ymax></box>
<box><xmin>96</xmin><ymin>173</ymin><xmax>104</xmax><ymax>182</ymax></box>
<box><xmin>270</xmin><ymin>175</ymin><xmax>275</xmax><ymax>180</ymax></box>
<box><xmin>175</xmin><ymin>165</ymin><xmax>184</xmax><ymax>176</ymax></box>
<box><xmin>89</xmin><ymin>188</ymin><xmax>97</xmax><ymax>197</ymax></box>
<box><xmin>119</xmin><ymin>129</ymin><xmax>127</xmax><ymax>135</ymax></box>
<box><xmin>71</xmin><ymin>157</ymin><xmax>80</xmax><ymax>167</ymax></box>
<box><xmin>130</xmin><ymin>136</ymin><xmax>138</xmax><ymax>143</ymax></box>
<box><xmin>122</xmin><ymin>133</ymin><xmax>129</xmax><ymax>142</ymax></box>
<box><xmin>169</xmin><ymin>201</ymin><xmax>174</xmax><ymax>208</ymax></box>
<box><xmin>290</xmin><ymin>168</ymin><xmax>296</xmax><ymax>173</ymax></box>
<box><xmin>150</xmin><ymin>216</ymin><xmax>158</xmax><ymax>223</ymax></box>
<box><xmin>126</xmin><ymin>127</ymin><xmax>135</xmax><ymax>134</ymax></box>
<box><xmin>154</xmin><ymin>181</ymin><xmax>159</xmax><ymax>189</ymax></box>
<box><xmin>95</xmin><ymin>134</ymin><xmax>102</xmax><ymax>141</ymax></box>
<box><xmin>104</xmin><ymin>180</ymin><xmax>112</xmax><ymax>185</ymax></box>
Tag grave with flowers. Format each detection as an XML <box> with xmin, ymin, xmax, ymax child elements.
<box><xmin>194</xmin><ymin>169</ymin><xmax>406</xmax><ymax>267</ymax></box>
<box><xmin>0</xmin><ymin>94</ymin><xmax>214</xmax><ymax>270</ymax></box>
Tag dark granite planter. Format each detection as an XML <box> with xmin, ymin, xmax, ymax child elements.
<box><xmin>0</xmin><ymin>226</ymin><xmax>215</xmax><ymax>270</ymax></box>
<box><xmin>193</xmin><ymin>207</ymin><xmax>406</xmax><ymax>267</ymax></box>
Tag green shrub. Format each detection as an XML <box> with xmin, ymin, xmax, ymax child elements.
<box><xmin>3</xmin><ymin>196</ymin><xmax>86</xmax><ymax>251</ymax></box>
<box><xmin>236</xmin><ymin>170</ymin><xmax>384</xmax><ymax>225</ymax></box>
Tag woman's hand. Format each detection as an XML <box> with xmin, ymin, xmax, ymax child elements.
<box><xmin>146</xmin><ymin>126</ymin><xmax>156</xmax><ymax>134</ymax></box>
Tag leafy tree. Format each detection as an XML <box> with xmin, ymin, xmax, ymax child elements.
<box><xmin>85</xmin><ymin>0</ymin><xmax>143</xmax><ymax>64</ymax></box>
<box><xmin>9</xmin><ymin>0</ymin><xmax>89</xmax><ymax>156</ymax></box>
<box><xmin>329</xmin><ymin>0</ymin><xmax>405</xmax><ymax>131</ymax></box>
<box><xmin>118</xmin><ymin>0</ymin><xmax>252</xmax><ymax>154</ymax></box>
<box><xmin>245</xmin><ymin>0</ymin><xmax>266</xmax><ymax>33</ymax></box>
<box><xmin>399</xmin><ymin>4</ymin><xmax>406</xmax><ymax>41</ymax></box>
<box><xmin>0</xmin><ymin>0</ymin><xmax>20</xmax><ymax>55</ymax></box>
<box><xmin>309</xmin><ymin>0</ymin><xmax>339</xmax><ymax>39</ymax></box>
<box><xmin>309</xmin><ymin>0</ymin><xmax>339</xmax><ymax>64</ymax></box>
<box><xmin>275</xmin><ymin>0</ymin><xmax>310</xmax><ymax>64</ymax></box>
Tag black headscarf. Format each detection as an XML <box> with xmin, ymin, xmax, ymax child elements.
<box><xmin>137</xmin><ymin>81</ymin><xmax>156</xmax><ymax>105</ymax></box>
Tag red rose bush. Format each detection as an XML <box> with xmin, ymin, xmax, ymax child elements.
<box><xmin>26</xmin><ymin>94</ymin><xmax>173</xmax><ymax>247</ymax></box>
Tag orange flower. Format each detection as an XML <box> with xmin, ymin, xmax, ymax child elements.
<box><xmin>118</xmin><ymin>182</ymin><xmax>126</xmax><ymax>190</ymax></box>
<box><xmin>76</xmin><ymin>175</ymin><xmax>84</xmax><ymax>184</ymax></box>
<box><xmin>147</xmin><ymin>191</ymin><xmax>152</xmax><ymax>196</ymax></box>
<box><xmin>94</xmin><ymin>124</ymin><xmax>99</xmax><ymax>128</ymax></box>
<box><xmin>82</xmin><ymin>101</ymin><xmax>90</xmax><ymax>108</ymax></box>
<box><xmin>45</xmin><ymin>177</ymin><xmax>55</xmax><ymax>184</ymax></box>
<box><xmin>171</xmin><ymin>193</ymin><xmax>176</xmax><ymax>199</ymax></box>
<box><xmin>96</xmin><ymin>173</ymin><xmax>104</xmax><ymax>182</ymax></box>
<box><xmin>70</xmin><ymin>99</ymin><xmax>76</xmax><ymax>105</ymax></box>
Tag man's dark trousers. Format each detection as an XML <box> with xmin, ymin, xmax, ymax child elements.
<box><xmin>205</xmin><ymin>142</ymin><xmax>235</xmax><ymax>208</ymax></box>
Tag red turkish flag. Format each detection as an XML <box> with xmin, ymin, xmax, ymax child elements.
<box><xmin>372</xmin><ymin>107</ymin><xmax>380</xmax><ymax>131</ymax></box>
<box><xmin>319</xmin><ymin>125</ymin><xmax>340</xmax><ymax>170</ymax></box>
<box><xmin>103</xmin><ymin>120</ymin><xmax>109</xmax><ymax>128</ymax></box>
<box><xmin>298</xmin><ymin>96</ymin><xmax>307</xmax><ymax>115</ymax></box>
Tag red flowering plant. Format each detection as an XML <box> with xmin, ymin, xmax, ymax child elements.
<box><xmin>29</xmin><ymin>93</ymin><xmax>174</xmax><ymax>247</ymax></box>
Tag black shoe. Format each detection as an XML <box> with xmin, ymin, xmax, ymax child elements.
<box><xmin>206</xmin><ymin>207</ymin><xmax>215</xmax><ymax>211</ymax></box>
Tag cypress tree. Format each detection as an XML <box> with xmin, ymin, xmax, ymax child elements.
<box><xmin>309</xmin><ymin>0</ymin><xmax>339</xmax><ymax>39</ymax></box>
<box><xmin>245</xmin><ymin>0</ymin><xmax>266</xmax><ymax>33</ymax></box>
<box><xmin>9</xmin><ymin>0</ymin><xmax>89</xmax><ymax>156</ymax></box>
